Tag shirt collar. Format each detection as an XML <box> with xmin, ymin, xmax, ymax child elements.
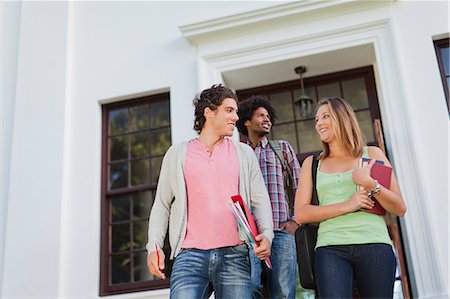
<box><xmin>247</xmin><ymin>136</ymin><xmax>269</xmax><ymax>149</ymax></box>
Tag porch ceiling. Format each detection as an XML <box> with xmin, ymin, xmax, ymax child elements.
<box><xmin>222</xmin><ymin>43</ymin><xmax>376</xmax><ymax>90</ymax></box>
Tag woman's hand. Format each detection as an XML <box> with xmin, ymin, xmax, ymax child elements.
<box><xmin>346</xmin><ymin>190</ymin><xmax>375</xmax><ymax>213</ymax></box>
<box><xmin>352</xmin><ymin>159</ymin><xmax>376</xmax><ymax>190</ymax></box>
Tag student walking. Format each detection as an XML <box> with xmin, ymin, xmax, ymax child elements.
<box><xmin>237</xmin><ymin>95</ymin><xmax>301</xmax><ymax>299</ymax></box>
<box><xmin>146</xmin><ymin>85</ymin><xmax>274</xmax><ymax>299</ymax></box>
<box><xmin>295</xmin><ymin>97</ymin><xmax>406</xmax><ymax>298</ymax></box>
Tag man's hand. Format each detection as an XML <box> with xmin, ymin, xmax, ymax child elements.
<box><xmin>147</xmin><ymin>249</ymin><xmax>166</xmax><ymax>279</ymax></box>
<box><xmin>253</xmin><ymin>234</ymin><xmax>271</xmax><ymax>260</ymax></box>
<box><xmin>281</xmin><ymin>220</ymin><xmax>299</xmax><ymax>235</ymax></box>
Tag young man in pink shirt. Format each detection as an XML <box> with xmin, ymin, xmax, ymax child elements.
<box><xmin>146</xmin><ymin>85</ymin><xmax>274</xmax><ymax>299</ymax></box>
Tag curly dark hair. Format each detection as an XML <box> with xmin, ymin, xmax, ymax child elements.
<box><xmin>193</xmin><ymin>84</ymin><xmax>238</xmax><ymax>134</ymax></box>
<box><xmin>236</xmin><ymin>95</ymin><xmax>277</xmax><ymax>137</ymax></box>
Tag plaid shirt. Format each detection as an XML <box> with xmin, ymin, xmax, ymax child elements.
<box><xmin>249</xmin><ymin>137</ymin><xmax>301</xmax><ymax>231</ymax></box>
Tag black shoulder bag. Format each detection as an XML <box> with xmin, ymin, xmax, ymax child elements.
<box><xmin>295</xmin><ymin>154</ymin><xmax>319</xmax><ymax>290</ymax></box>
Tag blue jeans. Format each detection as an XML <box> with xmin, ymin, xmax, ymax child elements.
<box><xmin>170</xmin><ymin>244</ymin><xmax>252</xmax><ymax>299</ymax></box>
<box><xmin>250</xmin><ymin>231</ymin><xmax>297</xmax><ymax>299</ymax></box>
<box><xmin>315</xmin><ymin>243</ymin><xmax>396</xmax><ymax>299</ymax></box>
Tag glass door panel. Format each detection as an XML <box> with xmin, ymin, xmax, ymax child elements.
<box><xmin>269</xmin><ymin>91</ymin><xmax>294</xmax><ymax>122</ymax></box>
<box><xmin>297</xmin><ymin>120</ymin><xmax>322</xmax><ymax>153</ymax></box>
<box><xmin>342</xmin><ymin>78</ymin><xmax>370</xmax><ymax>110</ymax></box>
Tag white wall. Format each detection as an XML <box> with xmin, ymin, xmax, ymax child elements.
<box><xmin>0</xmin><ymin>1</ymin><xmax>22</xmax><ymax>296</ymax></box>
<box><xmin>389</xmin><ymin>1</ymin><xmax>449</xmax><ymax>296</ymax></box>
<box><xmin>1</xmin><ymin>1</ymin><xmax>448</xmax><ymax>298</ymax></box>
<box><xmin>2</xmin><ymin>1</ymin><xmax>70</xmax><ymax>297</ymax></box>
<box><xmin>1</xmin><ymin>1</ymin><xmax>285</xmax><ymax>298</ymax></box>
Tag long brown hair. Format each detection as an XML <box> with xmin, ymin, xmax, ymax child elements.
<box><xmin>316</xmin><ymin>97</ymin><xmax>366</xmax><ymax>159</ymax></box>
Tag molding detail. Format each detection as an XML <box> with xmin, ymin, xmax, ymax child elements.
<box><xmin>180</xmin><ymin>0</ymin><xmax>395</xmax><ymax>45</ymax></box>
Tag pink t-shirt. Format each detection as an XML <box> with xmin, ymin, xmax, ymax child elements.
<box><xmin>182</xmin><ymin>138</ymin><xmax>242</xmax><ymax>249</ymax></box>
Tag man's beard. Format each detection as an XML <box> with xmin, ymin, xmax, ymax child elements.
<box><xmin>257</xmin><ymin>130</ymin><xmax>269</xmax><ymax>137</ymax></box>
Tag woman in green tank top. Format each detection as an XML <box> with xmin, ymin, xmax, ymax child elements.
<box><xmin>294</xmin><ymin>97</ymin><xmax>406</xmax><ymax>298</ymax></box>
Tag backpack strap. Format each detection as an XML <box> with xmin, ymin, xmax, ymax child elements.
<box><xmin>311</xmin><ymin>154</ymin><xmax>319</xmax><ymax>206</ymax></box>
<box><xmin>268</xmin><ymin>140</ymin><xmax>295</xmax><ymax>214</ymax></box>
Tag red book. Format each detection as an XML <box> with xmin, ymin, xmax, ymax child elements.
<box><xmin>359</xmin><ymin>158</ymin><xmax>392</xmax><ymax>215</ymax></box>
<box><xmin>231</xmin><ymin>195</ymin><xmax>272</xmax><ymax>269</ymax></box>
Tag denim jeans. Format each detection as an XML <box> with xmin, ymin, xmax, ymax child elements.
<box><xmin>170</xmin><ymin>244</ymin><xmax>252</xmax><ymax>299</ymax></box>
<box><xmin>315</xmin><ymin>243</ymin><xmax>396</xmax><ymax>299</ymax></box>
<box><xmin>250</xmin><ymin>231</ymin><xmax>297</xmax><ymax>299</ymax></box>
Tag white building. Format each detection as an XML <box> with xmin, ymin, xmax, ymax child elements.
<box><xmin>1</xmin><ymin>1</ymin><xmax>448</xmax><ymax>298</ymax></box>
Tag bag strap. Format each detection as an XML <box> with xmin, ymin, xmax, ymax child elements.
<box><xmin>310</xmin><ymin>154</ymin><xmax>320</xmax><ymax>227</ymax></box>
<box><xmin>267</xmin><ymin>140</ymin><xmax>295</xmax><ymax>214</ymax></box>
<box><xmin>311</xmin><ymin>154</ymin><xmax>319</xmax><ymax>206</ymax></box>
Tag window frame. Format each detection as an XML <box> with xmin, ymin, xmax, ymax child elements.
<box><xmin>236</xmin><ymin>66</ymin><xmax>381</xmax><ymax>162</ymax></box>
<box><xmin>100</xmin><ymin>93</ymin><xmax>171</xmax><ymax>296</ymax></box>
<box><xmin>434</xmin><ymin>38</ymin><xmax>450</xmax><ymax>113</ymax></box>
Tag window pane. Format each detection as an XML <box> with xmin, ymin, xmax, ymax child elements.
<box><xmin>130</xmin><ymin>104</ymin><xmax>149</xmax><ymax>132</ymax></box>
<box><xmin>111</xmin><ymin>195</ymin><xmax>130</xmax><ymax>222</ymax></box>
<box><xmin>356</xmin><ymin>110</ymin><xmax>375</xmax><ymax>143</ymax></box>
<box><xmin>111</xmin><ymin>254</ymin><xmax>131</xmax><ymax>284</ymax></box>
<box><xmin>109</xmin><ymin>108</ymin><xmax>128</xmax><ymax>134</ymax></box>
<box><xmin>150</xmin><ymin>101</ymin><xmax>170</xmax><ymax>128</ymax></box>
<box><xmin>297</xmin><ymin>120</ymin><xmax>322</xmax><ymax>153</ymax></box>
<box><xmin>271</xmin><ymin>123</ymin><xmax>298</xmax><ymax>153</ymax></box>
<box><xmin>150</xmin><ymin>128</ymin><xmax>171</xmax><ymax>155</ymax></box>
<box><xmin>112</xmin><ymin>223</ymin><xmax>131</xmax><ymax>252</ymax></box>
<box><xmin>110</xmin><ymin>136</ymin><xmax>128</xmax><ymax>161</ymax></box>
<box><xmin>131</xmin><ymin>159</ymin><xmax>150</xmax><ymax>186</ymax></box>
<box><xmin>317</xmin><ymin>82</ymin><xmax>340</xmax><ymax>99</ymax></box>
<box><xmin>134</xmin><ymin>252</ymin><xmax>154</xmax><ymax>282</ymax></box>
<box><xmin>150</xmin><ymin>156</ymin><xmax>163</xmax><ymax>183</ymax></box>
<box><xmin>342</xmin><ymin>78</ymin><xmax>369</xmax><ymax>110</ymax></box>
<box><xmin>133</xmin><ymin>220</ymin><xmax>148</xmax><ymax>249</ymax></box>
<box><xmin>133</xmin><ymin>190</ymin><xmax>152</xmax><ymax>219</ymax></box>
<box><xmin>270</xmin><ymin>91</ymin><xmax>294</xmax><ymax>122</ymax></box>
<box><xmin>293</xmin><ymin>87</ymin><xmax>317</xmax><ymax>120</ymax></box>
<box><xmin>131</xmin><ymin>132</ymin><xmax>151</xmax><ymax>158</ymax></box>
<box><xmin>110</xmin><ymin>162</ymin><xmax>128</xmax><ymax>190</ymax></box>
<box><xmin>102</xmin><ymin>94</ymin><xmax>171</xmax><ymax>294</ymax></box>
<box><xmin>441</xmin><ymin>47</ymin><xmax>449</xmax><ymax>74</ymax></box>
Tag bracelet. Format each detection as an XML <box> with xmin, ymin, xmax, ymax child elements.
<box><xmin>368</xmin><ymin>179</ymin><xmax>381</xmax><ymax>198</ymax></box>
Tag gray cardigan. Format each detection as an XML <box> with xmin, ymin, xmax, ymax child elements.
<box><xmin>146</xmin><ymin>138</ymin><xmax>274</xmax><ymax>259</ymax></box>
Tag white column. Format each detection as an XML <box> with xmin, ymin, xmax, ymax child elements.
<box><xmin>2</xmin><ymin>2</ymin><xmax>70</xmax><ymax>297</ymax></box>
<box><xmin>0</xmin><ymin>1</ymin><xmax>22</xmax><ymax>296</ymax></box>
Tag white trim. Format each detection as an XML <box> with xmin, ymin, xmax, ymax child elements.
<box><xmin>203</xmin><ymin>20</ymin><xmax>388</xmax><ymax>72</ymax></box>
<box><xmin>371</xmin><ymin>21</ymin><xmax>446</xmax><ymax>297</ymax></box>
<box><xmin>183</xmin><ymin>4</ymin><xmax>446</xmax><ymax>298</ymax></box>
<box><xmin>58</xmin><ymin>1</ymin><xmax>73</xmax><ymax>297</ymax></box>
<box><xmin>180</xmin><ymin>0</ymin><xmax>394</xmax><ymax>45</ymax></box>
<box><xmin>98</xmin><ymin>87</ymin><xmax>171</xmax><ymax>106</ymax></box>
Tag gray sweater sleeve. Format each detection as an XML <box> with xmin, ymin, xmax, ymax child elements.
<box><xmin>146</xmin><ymin>145</ymin><xmax>176</xmax><ymax>254</ymax></box>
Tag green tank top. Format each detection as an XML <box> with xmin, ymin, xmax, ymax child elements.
<box><xmin>315</xmin><ymin>147</ymin><xmax>391</xmax><ymax>248</ymax></box>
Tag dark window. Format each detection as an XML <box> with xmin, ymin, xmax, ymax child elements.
<box><xmin>434</xmin><ymin>38</ymin><xmax>450</xmax><ymax>113</ymax></box>
<box><xmin>237</xmin><ymin>66</ymin><xmax>381</xmax><ymax>162</ymax></box>
<box><xmin>100</xmin><ymin>93</ymin><xmax>173</xmax><ymax>295</ymax></box>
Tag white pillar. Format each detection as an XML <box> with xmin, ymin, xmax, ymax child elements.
<box><xmin>2</xmin><ymin>2</ymin><xmax>70</xmax><ymax>297</ymax></box>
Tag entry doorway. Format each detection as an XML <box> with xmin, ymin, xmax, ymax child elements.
<box><xmin>236</xmin><ymin>65</ymin><xmax>411</xmax><ymax>298</ymax></box>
